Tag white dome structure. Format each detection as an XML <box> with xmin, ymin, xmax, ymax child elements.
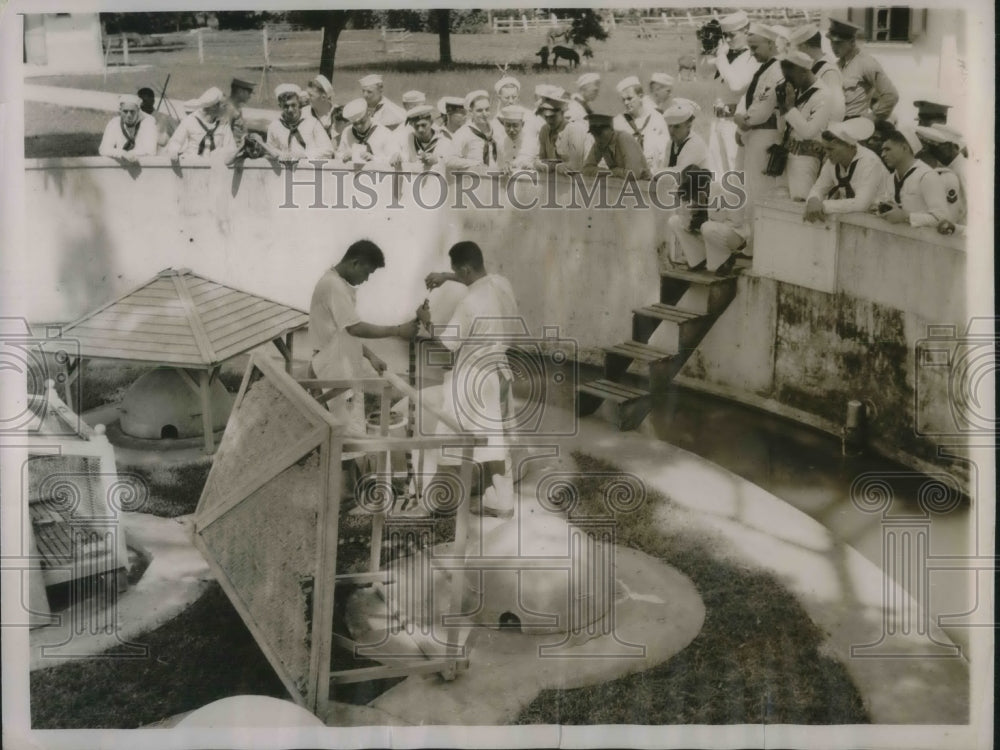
<box><xmin>120</xmin><ymin>367</ymin><xmax>233</xmax><ymax>439</ymax></box>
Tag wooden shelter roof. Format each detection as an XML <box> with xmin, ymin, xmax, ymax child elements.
<box><xmin>59</xmin><ymin>268</ymin><xmax>308</xmax><ymax>368</ymax></box>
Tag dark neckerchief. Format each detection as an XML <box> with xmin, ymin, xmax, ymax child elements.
<box><xmin>469</xmin><ymin>125</ymin><xmax>497</xmax><ymax>165</ymax></box>
<box><xmin>794</xmin><ymin>85</ymin><xmax>820</xmax><ymax>108</ymax></box>
<box><xmin>352</xmin><ymin>124</ymin><xmax>376</xmax><ymax>154</ymax></box>
<box><xmin>194</xmin><ymin>116</ymin><xmax>219</xmax><ymax>155</ymax></box>
<box><xmin>744</xmin><ymin>57</ymin><xmax>776</xmax><ymax>108</ymax></box>
<box><xmin>412</xmin><ymin>132</ymin><xmax>439</xmax><ymax>158</ymax></box>
<box><xmin>894</xmin><ymin>164</ymin><xmax>918</xmax><ymax>204</ymax></box>
<box><xmin>715</xmin><ymin>47</ymin><xmax>746</xmax><ymax>79</ymax></box>
<box><xmin>783</xmin><ymin>85</ymin><xmax>821</xmax><ymax>143</ymax></box>
<box><xmin>668</xmin><ymin>137</ymin><xmax>689</xmax><ymax>167</ymax></box>
<box><xmin>120</xmin><ymin>117</ymin><xmax>138</xmax><ymax>151</ymax></box>
<box><xmin>623</xmin><ymin>111</ymin><xmax>646</xmax><ymax>149</ymax></box>
<box><xmin>282</xmin><ymin>117</ymin><xmax>306</xmax><ymax>149</ymax></box>
<box><xmin>811</xmin><ymin>59</ymin><xmax>826</xmax><ymax>75</ymax></box>
<box><xmin>828</xmin><ymin>157</ymin><xmax>859</xmax><ymax>199</ymax></box>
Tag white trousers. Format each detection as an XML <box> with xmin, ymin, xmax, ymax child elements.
<box><xmin>668</xmin><ymin>215</ymin><xmax>747</xmax><ymax>272</ymax></box>
<box><xmin>787</xmin><ymin>154</ymin><xmax>820</xmax><ymax>201</ymax></box>
<box><xmin>707</xmin><ymin>117</ymin><xmax>739</xmax><ymax>176</ymax></box>
<box><xmin>741</xmin><ymin>128</ymin><xmax>785</xmax><ymax>221</ymax></box>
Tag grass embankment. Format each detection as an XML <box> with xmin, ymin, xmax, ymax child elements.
<box><xmin>516</xmin><ymin>452</ymin><xmax>870</xmax><ymax>725</ymax></box>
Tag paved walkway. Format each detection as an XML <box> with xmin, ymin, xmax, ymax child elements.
<box><xmin>23</xmin><ymin>83</ymin><xmax>278</xmax><ymax>122</ymax></box>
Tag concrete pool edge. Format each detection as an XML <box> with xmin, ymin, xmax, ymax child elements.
<box><xmin>564</xmin><ymin>412</ymin><xmax>970</xmax><ymax>725</ymax></box>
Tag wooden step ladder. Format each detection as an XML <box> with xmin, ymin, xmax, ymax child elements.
<box><xmin>576</xmin><ymin>265</ymin><xmax>739</xmax><ymax>430</ymax></box>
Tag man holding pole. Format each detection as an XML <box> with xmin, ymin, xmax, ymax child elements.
<box><xmin>417</xmin><ymin>242</ymin><xmax>522</xmax><ymax>518</ymax></box>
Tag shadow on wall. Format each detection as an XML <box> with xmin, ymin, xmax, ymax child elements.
<box><xmin>43</xmin><ymin>167</ymin><xmax>115</xmax><ymax>321</ymax></box>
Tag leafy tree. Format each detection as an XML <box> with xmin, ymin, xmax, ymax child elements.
<box><xmin>215</xmin><ymin>11</ymin><xmax>269</xmax><ymax>31</ymax></box>
<box><xmin>551</xmin><ymin>8</ymin><xmax>610</xmax><ymax>47</ymax></box>
<box><xmin>286</xmin><ymin>10</ymin><xmax>353</xmax><ymax>80</ymax></box>
<box><xmin>101</xmin><ymin>12</ymin><xmax>200</xmax><ymax>35</ymax></box>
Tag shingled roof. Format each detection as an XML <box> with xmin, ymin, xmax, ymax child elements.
<box><xmin>59</xmin><ymin>268</ymin><xmax>308</xmax><ymax>368</ymax></box>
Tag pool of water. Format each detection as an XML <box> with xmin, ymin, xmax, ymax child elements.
<box><xmin>646</xmin><ymin>383</ymin><xmax>975</xmax><ymax>655</ymax></box>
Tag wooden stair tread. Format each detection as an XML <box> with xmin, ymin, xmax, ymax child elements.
<box><xmin>604</xmin><ymin>341</ymin><xmax>674</xmax><ymax>363</ymax></box>
<box><xmin>661</xmin><ymin>266</ymin><xmax>738</xmax><ymax>285</ymax></box>
<box><xmin>632</xmin><ymin>303</ymin><xmax>704</xmax><ymax>322</ymax></box>
<box><xmin>577</xmin><ymin>379</ymin><xmax>649</xmax><ymax>402</ymax></box>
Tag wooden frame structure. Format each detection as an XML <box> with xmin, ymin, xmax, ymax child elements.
<box><xmin>193</xmin><ymin>352</ymin><xmax>485</xmax><ymax>717</ymax></box>
<box><xmin>53</xmin><ymin>268</ymin><xmax>308</xmax><ymax>453</ymax></box>
<box><xmin>26</xmin><ymin>379</ymin><xmax>131</xmax><ymax>627</ymax></box>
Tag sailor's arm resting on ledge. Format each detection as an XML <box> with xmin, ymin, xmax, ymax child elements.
<box><xmin>805</xmin><ymin>157</ymin><xmax>887</xmax><ymax>221</ymax></box>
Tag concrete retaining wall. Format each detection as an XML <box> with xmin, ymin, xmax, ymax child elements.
<box><xmin>19</xmin><ymin>158</ymin><xmax>974</xmax><ymax>477</ymax></box>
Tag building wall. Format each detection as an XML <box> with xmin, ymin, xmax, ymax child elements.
<box><xmin>24</xmin><ymin>14</ymin><xmax>104</xmax><ymax>73</ymax></box>
<box><xmin>18</xmin><ymin>159</ymin><xmax>973</xmax><ymax>479</ymax></box>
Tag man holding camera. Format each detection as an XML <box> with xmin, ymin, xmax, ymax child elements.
<box><xmin>707</xmin><ymin>11</ymin><xmax>758</xmax><ymax>176</ymax></box>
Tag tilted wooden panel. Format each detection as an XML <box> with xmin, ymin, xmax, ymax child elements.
<box><xmin>199</xmin><ymin>455</ymin><xmax>323</xmax><ymax>703</ymax></box>
<box><xmin>197</xmin><ymin>372</ymin><xmax>322</xmax><ymax>518</ymax></box>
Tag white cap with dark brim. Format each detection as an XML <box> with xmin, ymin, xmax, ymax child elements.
<box><xmin>615</xmin><ymin>76</ymin><xmax>641</xmax><ymax>94</ymax></box>
<box><xmin>825</xmin><ymin>117</ymin><xmax>875</xmax><ymax>145</ymax></box>
<box><xmin>342</xmin><ymin>98</ymin><xmax>369</xmax><ymax>123</ymax></box>
<box><xmin>719</xmin><ymin>11</ymin><xmax>749</xmax><ymax>33</ymax></box>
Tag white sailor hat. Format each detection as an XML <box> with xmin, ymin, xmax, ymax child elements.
<box><xmin>342</xmin><ymin>98</ymin><xmax>369</xmax><ymax>123</ymax></box>
<box><xmin>895</xmin><ymin>126</ymin><xmax>923</xmax><ymax>155</ymax></box>
<box><xmin>359</xmin><ymin>74</ymin><xmax>384</xmax><ymax>88</ymax></box>
<box><xmin>787</xmin><ymin>23</ymin><xmax>820</xmax><ymax>48</ymax></box>
<box><xmin>275</xmin><ymin>83</ymin><xmax>303</xmax><ymax>100</ymax></box>
<box><xmin>649</xmin><ymin>73</ymin><xmax>675</xmax><ymax>88</ymax></box>
<box><xmin>824</xmin><ymin>117</ymin><xmax>875</xmax><ymax>145</ymax></box>
<box><xmin>185</xmin><ymin>86</ymin><xmax>225</xmax><ymax>111</ymax></box>
<box><xmin>402</xmin><ymin>90</ymin><xmax>426</xmax><ymax>105</ymax></box>
<box><xmin>464</xmin><ymin>89</ymin><xmax>490</xmax><ymax>110</ymax></box>
<box><xmin>497</xmin><ymin>105</ymin><xmax>528</xmax><ymax>123</ymax></box>
<box><xmin>536</xmin><ymin>85</ymin><xmax>569</xmax><ymax>105</ymax></box>
<box><xmin>437</xmin><ymin>95</ymin><xmax>465</xmax><ymax>114</ymax></box>
<box><xmin>309</xmin><ymin>75</ymin><xmax>333</xmax><ymax>96</ymax></box>
<box><xmin>929</xmin><ymin>123</ymin><xmax>965</xmax><ymax>147</ymax></box>
<box><xmin>672</xmin><ymin>97</ymin><xmax>701</xmax><ymax>115</ymax></box>
<box><xmin>747</xmin><ymin>22</ymin><xmax>778</xmax><ymax>41</ymax></box>
<box><xmin>118</xmin><ymin>93</ymin><xmax>142</xmax><ymax>107</ymax></box>
<box><xmin>405</xmin><ymin>104</ymin><xmax>435</xmax><ymax>121</ymax></box>
<box><xmin>575</xmin><ymin>72</ymin><xmax>601</xmax><ymax>88</ymax></box>
<box><xmin>494</xmin><ymin>76</ymin><xmax>521</xmax><ymax>94</ymax></box>
<box><xmin>615</xmin><ymin>76</ymin><xmax>642</xmax><ymax>94</ymax></box>
<box><xmin>779</xmin><ymin>50</ymin><xmax>815</xmax><ymax>70</ymax></box>
<box><xmin>662</xmin><ymin>100</ymin><xmax>698</xmax><ymax>125</ymax></box>
<box><xmin>719</xmin><ymin>11</ymin><xmax>750</xmax><ymax>33</ymax></box>
<box><xmin>772</xmin><ymin>25</ymin><xmax>790</xmax><ymax>42</ymax></box>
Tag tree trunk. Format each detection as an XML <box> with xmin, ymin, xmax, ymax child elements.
<box><xmin>435</xmin><ymin>9</ymin><xmax>452</xmax><ymax>65</ymax></box>
<box><xmin>319</xmin><ymin>10</ymin><xmax>351</xmax><ymax>80</ymax></box>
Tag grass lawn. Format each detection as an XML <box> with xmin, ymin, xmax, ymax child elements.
<box><xmin>28</xmin><ymin>448</ymin><xmax>869</xmax><ymax>728</ymax></box>
<box><xmin>516</xmin><ymin>452</ymin><xmax>870</xmax><ymax>725</ymax></box>
<box><xmin>25</xmin><ymin>26</ymin><xmax>721</xmax><ymax>156</ymax></box>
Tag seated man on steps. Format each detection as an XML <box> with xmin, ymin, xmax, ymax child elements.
<box><xmin>667</xmin><ymin>167</ymin><xmax>749</xmax><ymax>276</ymax></box>
<box><xmin>416</xmin><ymin>241</ymin><xmax>521</xmax><ymax>518</ymax></box>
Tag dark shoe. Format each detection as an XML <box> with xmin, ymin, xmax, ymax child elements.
<box><xmin>714</xmin><ymin>255</ymin><xmax>737</xmax><ymax>277</ymax></box>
